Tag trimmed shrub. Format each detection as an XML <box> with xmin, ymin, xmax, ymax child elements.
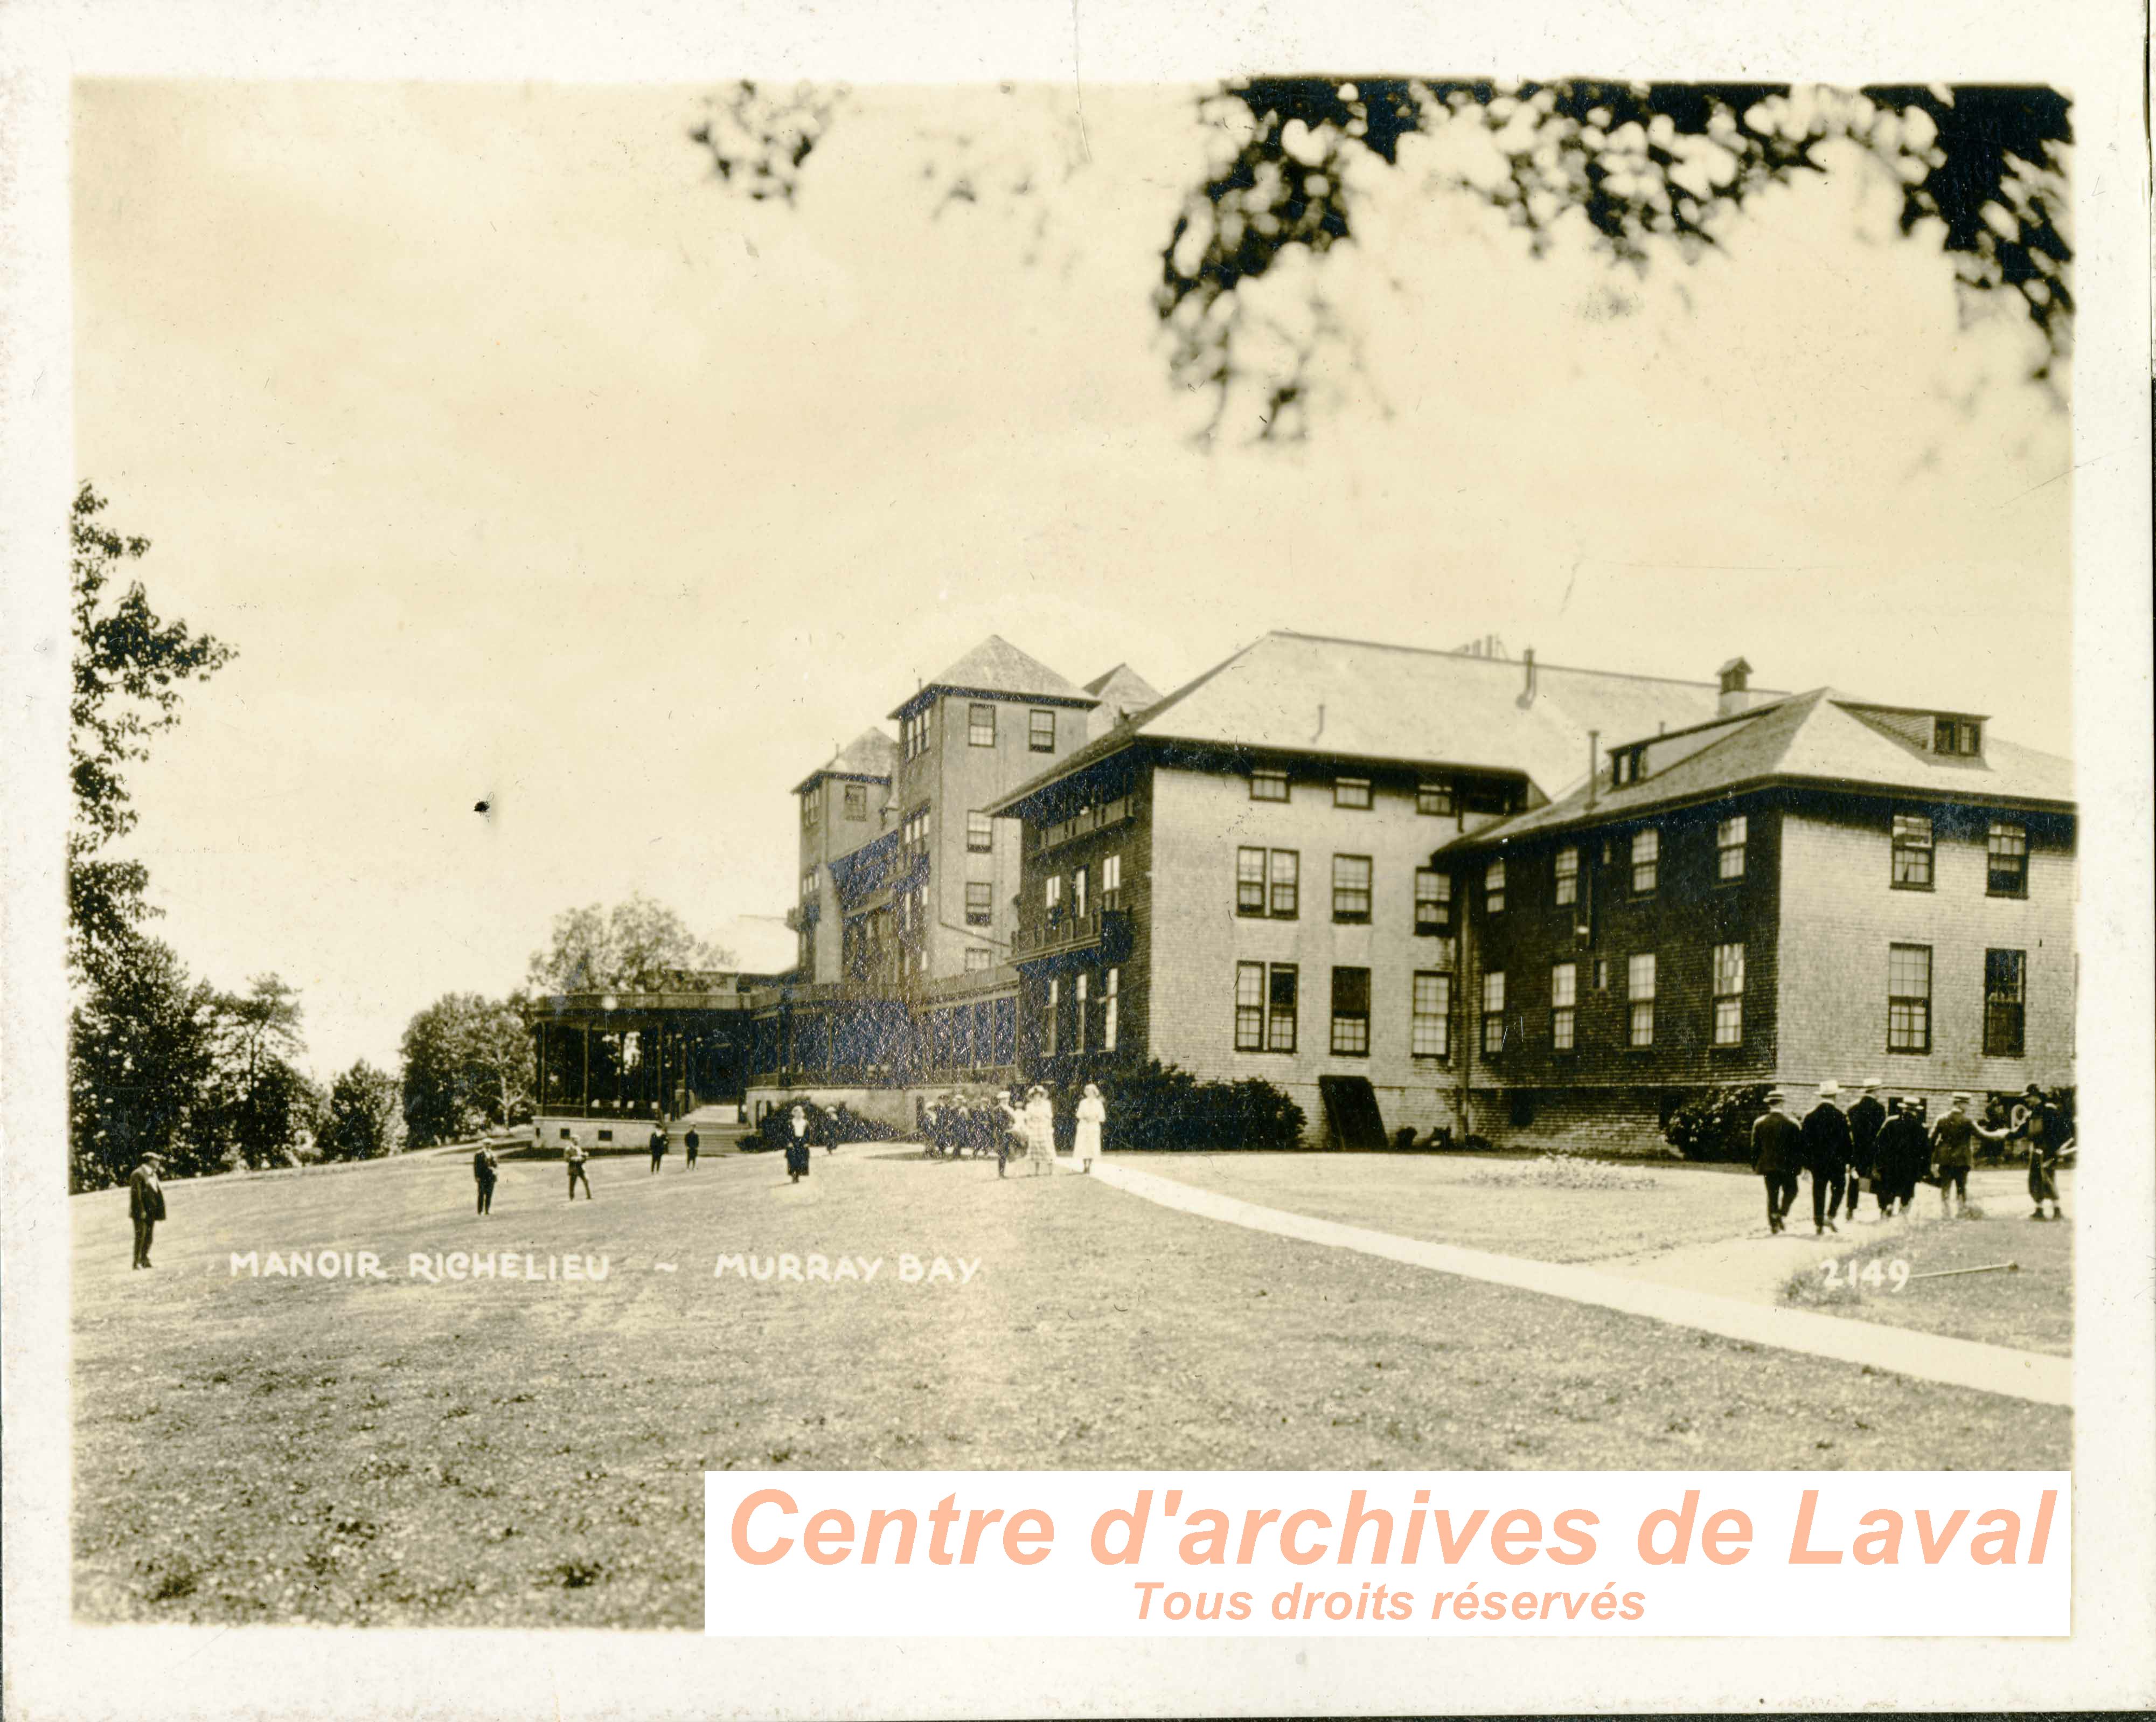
<box><xmin>748</xmin><ymin>1097</ymin><xmax>906</xmax><ymax>1151</ymax></box>
<box><xmin>1041</xmin><ymin>1061</ymin><xmax>1303</xmax><ymax>1152</ymax></box>
<box><xmin>1664</xmin><ymin>1083</ymin><xmax>1774</xmax><ymax>1164</ymax></box>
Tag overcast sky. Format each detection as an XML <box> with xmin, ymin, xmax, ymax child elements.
<box><xmin>73</xmin><ymin>80</ymin><xmax>2071</xmax><ymax>1077</ymax></box>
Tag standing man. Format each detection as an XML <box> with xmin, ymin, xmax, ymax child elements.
<box><xmin>1800</xmin><ymin>1080</ymin><xmax>1854</xmax><ymax>1235</ymax></box>
<box><xmin>994</xmin><ymin>1089</ymin><xmax>1021</xmax><ymax>1179</ymax></box>
<box><xmin>128</xmin><ymin>1151</ymin><xmax>167</xmax><ymax>1269</ymax></box>
<box><xmin>2011</xmin><ymin>1084</ymin><xmax>2067</xmax><ymax>1221</ymax></box>
<box><xmin>648</xmin><ymin>1120</ymin><xmax>669</xmax><ymax>1175</ymax></box>
<box><xmin>684</xmin><ymin>1124</ymin><xmax>700</xmax><ymax>1170</ymax></box>
<box><xmin>1929</xmin><ymin>1093</ymin><xmax>2004</xmax><ymax>1219</ymax></box>
<box><xmin>1750</xmin><ymin>1089</ymin><xmax>1802</xmax><ymax>1234</ymax></box>
<box><xmin>1873</xmin><ymin>1099</ymin><xmax>1928</xmax><ymax>1217</ymax></box>
<box><xmin>1845</xmin><ymin>1080</ymin><xmax>1888</xmax><ymax>1221</ymax></box>
<box><xmin>472</xmin><ymin>1142</ymin><xmax>499</xmax><ymax>1216</ymax></box>
<box><xmin>566</xmin><ymin>1140</ymin><xmax>593</xmax><ymax>1201</ymax></box>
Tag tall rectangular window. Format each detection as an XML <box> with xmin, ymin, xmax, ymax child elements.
<box><xmin>1417</xmin><ymin>782</ymin><xmax>1454</xmax><ymax>816</ymax></box>
<box><xmin>1481</xmin><ymin>971</ymin><xmax>1506</xmax><ymax>1056</ymax></box>
<box><xmin>966</xmin><ymin>811</ymin><xmax>993</xmax><ymax>853</ymax></box>
<box><xmin>1101</xmin><ymin>853</ymin><xmax>1123</xmax><ymax>907</ymax></box>
<box><xmin>1269</xmin><ymin>849</ymin><xmax>1299</xmax><ymax>918</ymax></box>
<box><xmin>1235</xmin><ymin>962</ymin><xmax>1265</xmax><ymax>1051</ymax></box>
<box><xmin>1712</xmin><ymin>942</ymin><xmax>1745</xmax><ymax>1046</ymax></box>
<box><xmin>1250</xmin><ymin>768</ymin><xmax>1289</xmax><ymax>802</ymax></box>
<box><xmin>1485</xmin><ymin>858</ymin><xmax>1506</xmax><ymax>914</ymax></box>
<box><xmin>1330</xmin><ymin>967</ymin><xmax>1371</xmax><ymax>1056</ymax></box>
<box><xmin>1028</xmin><ymin>709</ymin><xmax>1056</xmax><ymax>752</ymax></box>
<box><xmin>1411</xmin><ymin>971</ymin><xmax>1451</xmax><ymax>1058</ymax></box>
<box><xmin>1987</xmin><ymin>821</ymin><xmax>2028</xmax><ymax>897</ymax></box>
<box><xmin>1045</xmin><ymin>874</ymin><xmax>1062</xmax><ymax>912</ymax></box>
<box><xmin>1888</xmin><ymin>943</ymin><xmax>1932</xmax><ymax>1053</ymax></box>
<box><xmin>1550</xmin><ymin>961</ymin><xmax>1577</xmax><ymax>1051</ymax></box>
<box><xmin>1103</xmin><ymin>967</ymin><xmax>1120</xmax><ymax>1052</ymax></box>
<box><xmin>1072</xmin><ymin>866</ymin><xmax>1087</xmax><ymax>920</ymax></box>
<box><xmin>1267</xmin><ymin>965</ymin><xmax>1298</xmax><ymax>1052</ymax></box>
<box><xmin>965</xmin><ymin>882</ymin><xmax>993</xmax><ymax>926</ymax></box>
<box><xmin>1236</xmin><ymin>846</ymin><xmax>1267</xmax><ymax>916</ymax></box>
<box><xmin>1554</xmin><ymin>846</ymin><xmax>1578</xmax><ymax>906</ymax></box>
<box><xmin>1237</xmin><ymin>963</ymin><xmax>1298</xmax><ymax>1051</ymax></box>
<box><xmin>1891</xmin><ymin>814</ymin><xmax>1935</xmax><ymax>888</ymax></box>
<box><xmin>802</xmin><ymin>793</ymin><xmax>820</xmax><ymax>830</ymax></box>
<box><xmin>1331</xmin><ymin>855</ymin><xmax>1372</xmax><ymax>923</ymax></box>
<box><xmin>1414</xmin><ymin>868</ymin><xmax>1450</xmax><ymax>934</ymax></box>
<box><xmin>844</xmin><ymin>783</ymin><xmax>868</xmax><ymax>821</ymax></box>
<box><xmin>1717</xmin><ymin>814</ymin><xmax>1748</xmax><ymax>880</ymax></box>
<box><xmin>1627</xmin><ymin>953</ymin><xmax>1657</xmax><ymax>1048</ymax></box>
<box><xmin>1334</xmin><ymin>777</ymin><xmax>1372</xmax><ymax>810</ymax></box>
<box><xmin>1984</xmin><ymin>948</ymin><xmax>2026</xmax><ymax>1057</ymax></box>
<box><xmin>968</xmin><ymin>702</ymin><xmax>996</xmax><ymax>747</ymax></box>
<box><xmin>1042</xmin><ymin>977</ymin><xmax>1059</xmax><ymax>1057</ymax></box>
<box><xmin>1074</xmin><ymin>973</ymin><xmax>1089</xmax><ymax>1054</ymax></box>
<box><xmin>1631</xmin><ymin>828</ymin><xmax>1660</xmax><ymax>895</ymax></box>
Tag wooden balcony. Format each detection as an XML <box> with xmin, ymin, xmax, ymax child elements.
<box><xmin>1010</xmin><ymin>906</ymin><xmax>1131</xmax><ymax>964</ymax></box>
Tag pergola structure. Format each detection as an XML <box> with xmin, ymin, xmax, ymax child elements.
<box><xmin>530</xmin><ymin>974</ymin><xmax>776</xmax><ymax>1122</ymax></box>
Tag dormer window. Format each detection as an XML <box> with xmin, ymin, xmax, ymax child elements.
<box><xmin>1934</xmin><ymin>717</ymin><xmax>1983</xmax><ymax>756</ymax></box>
<box><xmin>1611</xmin><ymin>747</ymin><xmax>1646</xmax><ymax>787</ymax></box>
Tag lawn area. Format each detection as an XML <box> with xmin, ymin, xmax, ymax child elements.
<box><xmin>1782</xmin><ymin>1174</ymin><xmax>2074</xmax><ymax>1357</ymax></box>
<box><xmin>1127</xmin><ymin>1150</ymin><xmax>1767</xmax><ymax>1263</ymax></box>
<box><xmin>74</xmin><ymin>1143</ymin><xmax>2068</xmax><ymax>1628</ymax></box>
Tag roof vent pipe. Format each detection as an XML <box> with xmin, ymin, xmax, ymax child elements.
<box><xmin>1519</xmin><ymin>647</ymin><xmax>1537</xmax><ymax>707</ymax></box>
<box><xmin>1585</xmin><ymin>729</ymin><xmax>1600</xmax><ymax>811</ymax></box>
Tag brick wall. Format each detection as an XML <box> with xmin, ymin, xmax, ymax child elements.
<box><xmin>1776</xmin><ymin>796</ymin><xmax>2075</xmax><ymax>1098</ymax></box>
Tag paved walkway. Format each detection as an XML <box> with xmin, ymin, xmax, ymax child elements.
<box><xmin>1089</xmin><ymin>1161</ymin><xmax>2071</xmax><ymax>1408</ymax></box>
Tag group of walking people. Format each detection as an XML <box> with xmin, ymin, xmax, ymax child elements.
<box><xmin>1751</xmin><ymin>1079</ymin><xmax>2070</xmax><ymax>1235</ymax></box>
<box><xmin>920</xmin><ymin>1084</ymin><xmax>1106</xmax><ymax>1177</ymax></box>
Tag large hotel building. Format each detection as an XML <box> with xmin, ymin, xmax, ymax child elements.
<box><xmin>531</xmin><ymin>631</ymin><xmax>2075</xmax><ymax>1151</ymax></box>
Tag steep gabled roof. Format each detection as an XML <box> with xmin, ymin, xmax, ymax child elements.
<box><xmin>888</xmin><ymin>635</ymin><xmax>1097</xmax><ymax>720</ymax></box>
<box><xmin>1446</xmin><ymin>688</ymin><xmax>2075</xmax><ymax>849</ymax></box>
<box><xmin>791</xmin><ymin>727</ymin><xmax>898</xmax><ymax>795</ymax></box>
<box><xmin>989</xmin><ymin>630</ymin><xmax>1765</xmax><ymax>815</ymax></box>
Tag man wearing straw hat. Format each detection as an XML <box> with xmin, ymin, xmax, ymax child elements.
<box><xmin>128</xmin><ymin>1150</ymin><xmax>168</xmax><ymax>1269</ymax></box>
<box><xmin>1845</xmin><ymin>1080</ymin><xmax>1888</xmax><ymax>1221</ymax></box>
<box><xmin>1750</xmin><ymin>1089</ymin><xmax>1802</xmax><ymax>1234</ymax></box>
<box><xmin>1799</xmin><ymin>1080</ymin><xmax>1855</xmax><ymax>1235</ymax></box>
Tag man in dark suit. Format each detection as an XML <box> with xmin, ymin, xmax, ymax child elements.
<box><xmin>1873</xmin><ymin>1100</ymin><xmax>1929</xmax><ymax>1216</ymax></box>
<box><xmin>2011</xmin><ymin>1084</ymin><xmax>2067</xmax><ymax>1221</ymax></box>
<box><xmin>1800</xmin><ymin>1081</ymin><xmax>1855</xmax><ymax>1235</ymax></box>
<box><xmin>1750</xmin><ymin>1089</ymin><xmax>1802</xmax><ymax>1234</ymax></box>
<box><xmin>683</xmin><ymin>1125</ymin><xmax>700</xmax><ymax>1169</ymax></box>
<box><xmin>472</xmin><ymin>1144</ymin><xmax>498</xmax><ymax>1215</ymax></box>
<box><xmin>128</xmin><ymin>1151</ymin><xmax>167</xmax><ymax>1268</ymax></box>
<box><xmin>648</xmin><ymin>1122</ymin><xmax>669</xmax><ymax>1174</ymax></box>
<box><xmin>1845</xmin><ymin>1080</ymin><xmax>1888</xmax><ymax>1221</ymax></box>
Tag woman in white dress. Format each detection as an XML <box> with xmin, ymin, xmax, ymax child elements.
<box><xmin>1024</xmin><ymin>1086</ymin><xmax>1055</xmax><ymax>1176</ymax></box>
<box><xmin>1073</xmin><ymin>1083</ymin><xmax>1105</xmax><ymax>1173</ymax></box>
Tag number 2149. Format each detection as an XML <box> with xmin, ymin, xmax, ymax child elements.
<box><xmin>1820</xmin><ymin>1257</ymin><xmax>1910</xmax><ymax>1292</ymax></box>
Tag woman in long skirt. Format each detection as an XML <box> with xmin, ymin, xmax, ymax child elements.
<box><xmin>1073</xmin><ymin>1083</ymin><xmax>1105</xmax><ymax>1174</ymax></box>
<box><xmin>1024</xmin><ymin>1086</ymin><xmax>1055</xmax><ymax>1176</ymax></box>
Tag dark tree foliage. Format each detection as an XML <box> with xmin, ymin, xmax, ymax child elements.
<box><xmin>69</xmin><ymin>483</ymin><xmax>235</xmax><ymax>981</ymax></box>
<box><xmin>1047</xmin><ymin>1060</ymin><xmax>1305</xmax><ymax>1152</ymax></box>
<box><xmin>691</xmin><ymin>78</ymin><xmax>2070</xmax><ymax>443</ymax></box>
<box><xmin>68</xmin><ymin>935</ymin><xmax>221</xmax><ymax>1189</ymax></box>
<box><xmin>1664</xmin><ymin>1082</ymin><xmax>1776</xmax><ymax>1163</ymax></box>
<box><xmin>318</xmin><ymin>1060</ymin><xmax>404</xmax><ymax>1161</ymax></box>
<box><xmin>400</xmin><ymin>991</ymin><xmax>537</xmax><ymax>1147</ymax></box>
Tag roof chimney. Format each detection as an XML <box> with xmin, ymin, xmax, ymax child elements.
<box><xmin>1585</xmin><ymin>728</ymin><xmax>1599</xmax><ymax>810</ymax></box>
<box><xmin>1518</xmin><ymin>647</ymin><xmax>1537</xmax><ymax>707</ymax></box>
<box><xmin>1716</xmin><ymin>656</ymin><xmax>1754</xmax><ymax>718</ymax></box>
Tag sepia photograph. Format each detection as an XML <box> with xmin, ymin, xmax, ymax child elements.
<box><xmin>4</xmin><ymin>0</ymin><xmax>2151</xmax><ymax>1713</ymax></box>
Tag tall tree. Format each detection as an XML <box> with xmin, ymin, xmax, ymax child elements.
<box><xmin>692</xmin><ymin>79</ymin><xmax>2071</xmax><ymax>442</ymax></box>
<box><xmin>203</xmin><ymin>974</ymin><xmax>317</xmax><ymax>1168</ymax></box>
<box><xmin>68</xmin><ymin>483</ymin><xmax>235</xmax><ymax>982</ymax></box>
<box><xmin>399</xmin><ymin>991</ymin><xmax>535</xmax><ymax>1147</ymax></box>
<box><xmin>67</xmin><ymin>936</ymin><xmax>220</xmax><ymax>1189</ymax></box>
<box><xmin>317</xmin><ymin>1060</ymin><xmax>404</xmax><ymax>1161</ymax></box>
<box><xmin>525</xmin><ymin>891</ymin><xmax>735</xmax><ymax>995</ymax></box>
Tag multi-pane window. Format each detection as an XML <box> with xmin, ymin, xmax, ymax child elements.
<box><xmin>968</xmin><ymin>702</ymin><xmax>996</xmax><ymax>747</ymax></box>
<box><xmin>964</xmin><ymin>947</ymin><xmax>992</xmax><ymax>973</ymax></box>
<box><xmin>1987</xmin><ymin>822</ymin><xmax>2028</xmax><ymax>897</ymax></box>
<box><xmin>1717</xmin><ymin>814</ymin><xmax>1747</xmax><ymax>880</ymax></box>
<box><xmin>1332</xmin><ymin>855</ymin><xmax>1372</xmax><ymax>924</ymax></box>
<box><xmin>1630</xmin><ymin>828</ymin><xmax>1660</xmax><ymax>895</ymax></box>
<box><xmin>1417</xmin><ymin>782</ymin><xmax>1455</xmax><ymax>816</ymax></box>
<box><xmin>965</xmin><ymin>882</ymin><xmax>993</xmax><ymax>927</ymax></box>
<box><xmin>902</xmin><ymin>807</ymin><xmax>930</xmax><ymax>855</ymax></box>
<box><xmin>1101</xmin><ymin>853</ymin><xmax>1123</xmax><ymax>908</ymax></box>
<box><xmin>1485</xmin><ymin>858</ymin><xmax>1506</xmax><ymax>914</ymax></box>
<box><xmin>1074</xmin><ymin>973</ymin><xmax>1089</xmax><ymax>1054</ymax></box>
<box><xmin>1712</xmin><ymin>942</ymin><xmax>1745</xmax><ymax>1046</ymax></box>
<box><xmin>1627</xmin><ymin>953</ymin><xmax>1657</xmax><ymax>1047</ymax></box>
<box><xmin>1612</xmin><ymin>748</ymin><xmax>1643</xmax><ymax>786</ymax></box>
<box><xmin>1028</xmin><ymin>709</ymin><xmax>1056</xmax><ymax>752</ymax></box>
<box><xmin>1984</xmin><ymin>948</ymin><xmax>2026</xmax><ymax>1058</ymax></box>
<box><xmin>1891</xmin><ymin>814</ymin><xmax>1935</xmax><ymax>888</ymax></box>
<box><xmin>1411</xmin><ymin>971</ymin><xmax>1451</xmax><ymax>1058</ymax></box>
<box><xmin>1045</xmin><ymin>874</ymin><xmax>1062</xmax><ymax>913</ymax></box>
<box><xmin>1334</xmin><ymin>777</ymin><xmax>1372</xmax><ymax>810</ymax></box>
<box><xmin>966</xmin><ymin>811</ymin><xmax>993</xmax><ymax>853</ymax></box>
<box><xmin>1269</xmin><ymin>849</ymin><xmax>1299</xmax><ymax>918</ymax></box>
<box><xmin>844</xmin><ymin>782</ymin><xmax>868</xmax><ymax>821</ymax></box>
<box><xmin>1330</xmin><ymin>967</ymin><xmax>1372</xmax><ymax>1056</ymax></box>
<box><xmin>1414</xmin><ymin>868</ymin><xmax>1450</xmax><ymax>934</ymax></box>
<box><xmin>1480</xmin><ymin>971</ymin><xmax>1506</xmax><ymax>1056</ymax></box>
<box><xmin>1554</xmin><ymin>846</ymin><xmax>1578</xmax><ymax>907</ymax></box>
<box><xmin>1934</xmin><ymin>717</ymin><xmax>1981</xmax><ymax>755</ymax></box>
<box><xmin>1550</xmin><ymin>961</ymin><xmax>1577</xmax><ymax>1051</ymax></box>
<box><xmin>902</xmin><ymin>711</ymin><xmax>931</xmax><ymax>762</ymax></box>
<box><xmin>1237</xmin><ymin>846</ymin><xmax>1268</xmax><ymax>916</ymax></box>
<box><xmin>1236</xmin><ymin>962</ymin><xmax>1298</xmax><ymax>1052</ymax></box>
<box><xmin>1888</xmin><ymin>943</ymin><xmax>1932</xmax><ymax>1053</ymax></box>
<box><xmin>801</xmin><ymin>793</ymin><xmax>820</xmax><ymax>830</ymax></box>
<box><xmin>1250</xmin><ymin>768</ymin><xmax>1289</xmax><ymax>802</ymax></box>
<box><xmin>1103</xmin><ymin>967</ymin><xmax>1119</xmax><ymax>1052</ymax></box>
<box><xmin>801</xmin><ymin>868</ymin><xmax>817</xmax><ymax>900</ymax></box>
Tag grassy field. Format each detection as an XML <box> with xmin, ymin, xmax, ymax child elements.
<box><xmin>1130</xmin><ymin>1150</ymin><xmax>1770</xmax><ymax>1263</ymax></box>
<box><xmin>74</xmin><ymin>1143</ymin><xmax>2069</xmax><ymax>1628</ymax></box>
<box><xmin>1782</xmin><ymin>1183</ymin><xmax>2074</xmax><ymax>1356</ymax></box>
